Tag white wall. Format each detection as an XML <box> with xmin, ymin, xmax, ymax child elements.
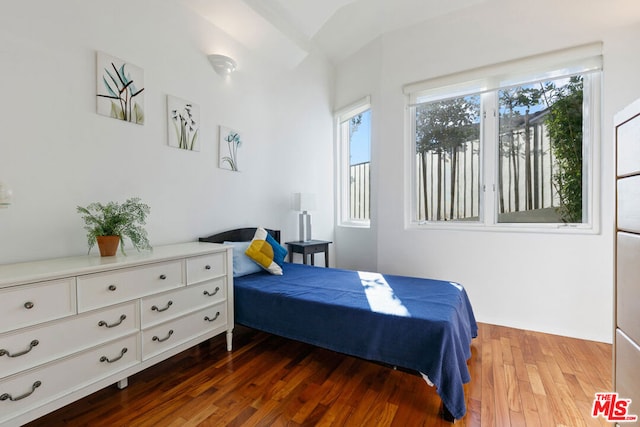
<box><xmin>0</xmin><ymin>0</ymin><xmax>334</xmax><ymax>264</ymax></box>
<box><xmin>333</xmin><ymin>40</ymin><xmax>382</xmax><ymax>271</ymax></box>
<box><xmin>334</xmin><ymin>0</ymin><xmax>640</xmax><ymax>343</ymax></box>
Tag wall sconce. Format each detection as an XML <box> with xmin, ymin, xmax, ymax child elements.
<box><xmin>294</xmin><ymin>193</ymin><xmax>316</xmax><ymax>242</ymax></box>
<box><xmin>208</xmin><ymin>54</ymin><xmax>237</xmax><ymax>77</ymax></box>
<box><xmin>0</xmin><ymin>181</ymin><xmax>13</xmax><ymax>208</ymax></box>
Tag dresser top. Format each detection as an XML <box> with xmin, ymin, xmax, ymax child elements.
<box><xmin>0</xmin><ymin>242</ymin><xmax>229</xmax><ymax>289</ymax></box>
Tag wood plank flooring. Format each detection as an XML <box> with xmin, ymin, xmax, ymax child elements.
<box><xmin>25</xmin><ymin>322</ymin><xmax>612</xmax><ymax>426</ymax></box>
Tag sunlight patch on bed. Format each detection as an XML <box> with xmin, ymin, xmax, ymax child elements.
<box><xmin>358</xmin><ymin>271</ymin><xmax>411</xmax><ymax>316</ymax></box>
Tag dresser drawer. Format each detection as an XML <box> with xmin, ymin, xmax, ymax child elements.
<box><xmin>616</xmin><ymin>329</ymin><xmax>640</xmax><ymax>412</ymax></box>
<box><xmin>618</xmin><ymin>175</ymin><xmax>640</xmax><ymax>233</ymax></box>
<box><xmin>0</xmin><ymin>334</ymin><xmax>138</xmax><ymax>425</ymax></box>
<box><xmin>617</xmin><ymin>232</ymin><xmax>640</xmax><ymax>344</ymax></box>
<box><xmin>77</xmin><ymin>261</ymin><xmax>184</xmax><ymax>312</ymax></box>
<box><xmin>141</xmin><ymin>303</ymin><xmax>227</xmax><ymax>360</ymax></box>
<box><xmin>140</xmin><ymin>277</ymin><xmax>227</xmax><ymax>328</ymax></box>
<box><xmin>187</xmin><ymin>252</ymin><xmax>225</xmax><ymax>285</ymax></box>
<box><xmin>0</xmin><ymin>278</ymin><xmax>75</xmax><ymax>334</ymax></box>
<box><xmin>617</xmin><ymin>114</ymin><xmax>640</xmax><ymax>177</ymax></box>
<box><xmin>0</xmin><ymin>302</ymin><xmax>137</xmax><ymax>379</ymax></box>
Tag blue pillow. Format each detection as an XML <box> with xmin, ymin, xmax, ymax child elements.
<box><xmin>244</xmin><ymin>227</ymin><xmax>288</xmax><ymax>275</ymax></box>
<box><xmin>224</xmin><ymin>241</ymin><xmax>262</xmax><ymax>277</ymax></box>
<box><xmin>265</xmin><ymin>233</ymin><xmax>288</xmax><ymax>267</ymax></box>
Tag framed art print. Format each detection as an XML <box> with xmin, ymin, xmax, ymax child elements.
<box><xmin>96</xmin><ymin>51</ymin><xmax>144</xmax><ymax>125</ymax></box>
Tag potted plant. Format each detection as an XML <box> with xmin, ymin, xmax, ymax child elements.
<box><xmin>77</xmin><ymin>197</ymin><xmax>152</xmax><ymax>256</ymax></box>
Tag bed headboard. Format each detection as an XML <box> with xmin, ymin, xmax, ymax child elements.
<box><xmin>199</xmin><ymin>228</ymin><xmax>281</xmax><ymax>244</ymax></box>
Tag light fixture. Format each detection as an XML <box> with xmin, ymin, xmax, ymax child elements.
<box><xmin>0</xmin><ymin>181</ymin><xmax>13</xmax><ymax>208</ymax></box>
<box><xmin>208</xmin><ymin>54</ymin><xmax>237</xmax><ymax>77</ymax></box>
<box><xmin>294</xmin><ymin>193</ymin><xmax>316</xmax><ymax>242</ymax></box>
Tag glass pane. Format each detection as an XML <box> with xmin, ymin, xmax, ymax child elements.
<box><xmin>349</xmin><ymin>109</ymin><xmax>371</xmax><ymax>221</ymax></box>
<box><xmin>414</xmin><ymin>95</ymin><xmax>481</xmax><ymax>222</ymax></box>
<box><xmin>497</xmin><ymin>75</ymin><xmax>584</xmax><ymax>223</ymax></box>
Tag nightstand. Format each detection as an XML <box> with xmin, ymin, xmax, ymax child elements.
<box><xmin>285</xmin><ymin>240</ymin><xmax>332</xmax><ymax>267</ymax></box>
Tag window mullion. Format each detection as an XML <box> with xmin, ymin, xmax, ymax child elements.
<box><xmin>481</xmin><ymin>93</ymin><xmax>497</xmax><ymax>225</ymax></box>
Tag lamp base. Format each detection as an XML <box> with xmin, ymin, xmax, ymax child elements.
<box><xmin>299</xmin><ymin>211</ymin><xmax>312</xmax><ymax>242</ymax></box>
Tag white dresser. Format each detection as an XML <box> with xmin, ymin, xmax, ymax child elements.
<box><xmin>615</xmin><ymin>98</ymin><xmax>640</xmax><ymax>426</ymax></box>
<box><xmin>0</xmin><ymin>242</ymin><xmax>233</xmax><ymax>426</ymax></box>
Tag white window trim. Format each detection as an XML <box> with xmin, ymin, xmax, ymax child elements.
<box><xmin>404</xmin><ymin>44</ymin><xmax>602</xmax><ymax>235</ymax></box>
<box><xmin>335</xmin><ymin>96</ymin><xmax>371</xmax><ymax>228</ymax></box>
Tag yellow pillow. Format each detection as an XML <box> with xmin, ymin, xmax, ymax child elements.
<box><xmin>244</xmin><ymin>227</ymin><xmax>287</xmax><ymax>275</ymax></box>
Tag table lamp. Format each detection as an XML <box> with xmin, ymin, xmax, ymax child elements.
<box><xmin>294</xmin><ymin>193</ymin><xmax>316</xmax><ymax>241</ymax></box>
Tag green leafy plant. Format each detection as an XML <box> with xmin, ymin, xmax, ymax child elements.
<box><xmin>544</xmin><ymin>76</ymin><xmax>584</xmax><ymax>223</ymax></box>
<box><xmin>77</xmin><ymin>197</ymin><xmax>151</xmax><ymax>255</ymax></box>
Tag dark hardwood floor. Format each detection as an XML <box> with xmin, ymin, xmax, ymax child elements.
<box><xmin>25</xmin><ymin>322</ymin><xmax>612</xmax><ymax>426</ymax></box>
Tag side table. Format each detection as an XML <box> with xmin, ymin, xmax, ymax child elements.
<box><xmin>285</xmin><ymin>240</ymin><xmax>332</xmax><ymax>267</ymax></box>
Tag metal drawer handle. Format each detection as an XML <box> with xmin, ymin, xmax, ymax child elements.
<box><xmin>152</xmin><ymin>330</ymin><xmax>174</xmax><ymax>343</ymax></box>
<box><xmin>151</xmin><ymin>301</ymin><xmax>173</xmax><ymax>312</ymax></box>
<box><xmin>0</xmin><ymin>340</ymin><xmax>39</xmax><ymax>358</ymax></box>
<box><xmin>203</xmin><ymin>287</ymin><xmax>220</xmax><ymax>297</ymax></box>
<box><xmin>204</xmin><ymin>312</ymin><xmax>220</xmax><ymax>322</ymax></box>
<box><xmin>108</xmin><ymin>285</ymin><xmax>117</xmax><ymax>291</ymax></box>
<box><xmin>159</xmin><ymin>274</ymin><xmax>167</xmax><ymax>280</ymax></box>
<box><xmin>0</xmin><ymin>381</ymin><xmax>42</xmax><ymax>402</ymax></box>
<box><xmin>205</xmin><ymin>265</ymin><xmax>212</xmax><ymax>270</ymax></box>
<box><xmin>98</xmin><ymin>314</ymin><xmax>127</xmax><ymax>328</ymax></box>
<box><xmin>100</xmin><ymin>347</ymin><xmax>128</xmax><ymax>363</ymax></box>
<box><xmin>23</xmin><ymin>301</ymin><xmax>34</xmax><ymax>309</ymax></box>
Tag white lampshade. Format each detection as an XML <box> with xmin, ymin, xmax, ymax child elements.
<box><xmin>294</xmin><ymin>193</ymin><xmax>316</xmax><ymax>212</ymax></box>
<box><xmin>0</xmin><ymin>181</ymin><xmax>12</xmax><ymax>208</ymax></box>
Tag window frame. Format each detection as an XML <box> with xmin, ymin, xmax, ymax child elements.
<box><xmin>335</xmin><ymin>96</ymin><xmax>372</xmax><ymax>228</ymax></box>
<box><xmin>404</xmin><ymin>45</ymin><xmax>602</xmax><ymax>234</ymax></box>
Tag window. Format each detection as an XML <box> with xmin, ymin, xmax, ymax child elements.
<box><xmin>414</xmin><ymin>95</ymin><xmax>481</xmax><ymax>222</ymax></box>
<box><xmin>406</xmin><ymin>44</ymin><xmax>601</xmax><ymax>230</ymax></box>
<box><xmin>336</xmin><ymin>97</ymin><xmax>371</xmax><ymax>226</ymax></box>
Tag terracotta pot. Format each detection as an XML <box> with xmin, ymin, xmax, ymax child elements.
<box><xmin>96</xmin><ymin>235</ymin><xmax>120</xmax><ymax>257</ymax></box>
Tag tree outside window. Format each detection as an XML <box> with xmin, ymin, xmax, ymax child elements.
<box><xmin>413</xmin><ymin>74</ymin><xmax>592</xmax><ymax>226</ymax></box>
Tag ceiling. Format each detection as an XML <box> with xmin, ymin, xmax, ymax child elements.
<box><xmin>183</xmin><ymin>0</ymin><xmax>486</xmax><ymax>67</ymax></box>
<box><xmin>184</xmin><ymin>0</ymin><xmax>640</xmax><ymax>69</ymax></box>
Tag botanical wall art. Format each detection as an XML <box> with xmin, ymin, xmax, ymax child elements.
<box><xmin>96</xmin><ymin>51</ymin><xmax>144</xmax><ymax>125</ymax></box>
<box><xmin>167</xmin><ymin>95</ymin><xmax>200</xmax><ymax>151</ymax></box>
<box><xmin>219</xmin><ymin>126</ymin><xmax>242</xmax><ymax>171</ymax></box>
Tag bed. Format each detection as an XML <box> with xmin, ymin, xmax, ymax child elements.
<box><xmin>199</xmin><ymin>228</ymin><xmax>477</xmax><ymax>421</ymax></box>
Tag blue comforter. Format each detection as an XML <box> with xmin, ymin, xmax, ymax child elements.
<box><xmin>234</xmin><ymin>262</ymin><xmax>477</xmax><ymax>419</ymax></box>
